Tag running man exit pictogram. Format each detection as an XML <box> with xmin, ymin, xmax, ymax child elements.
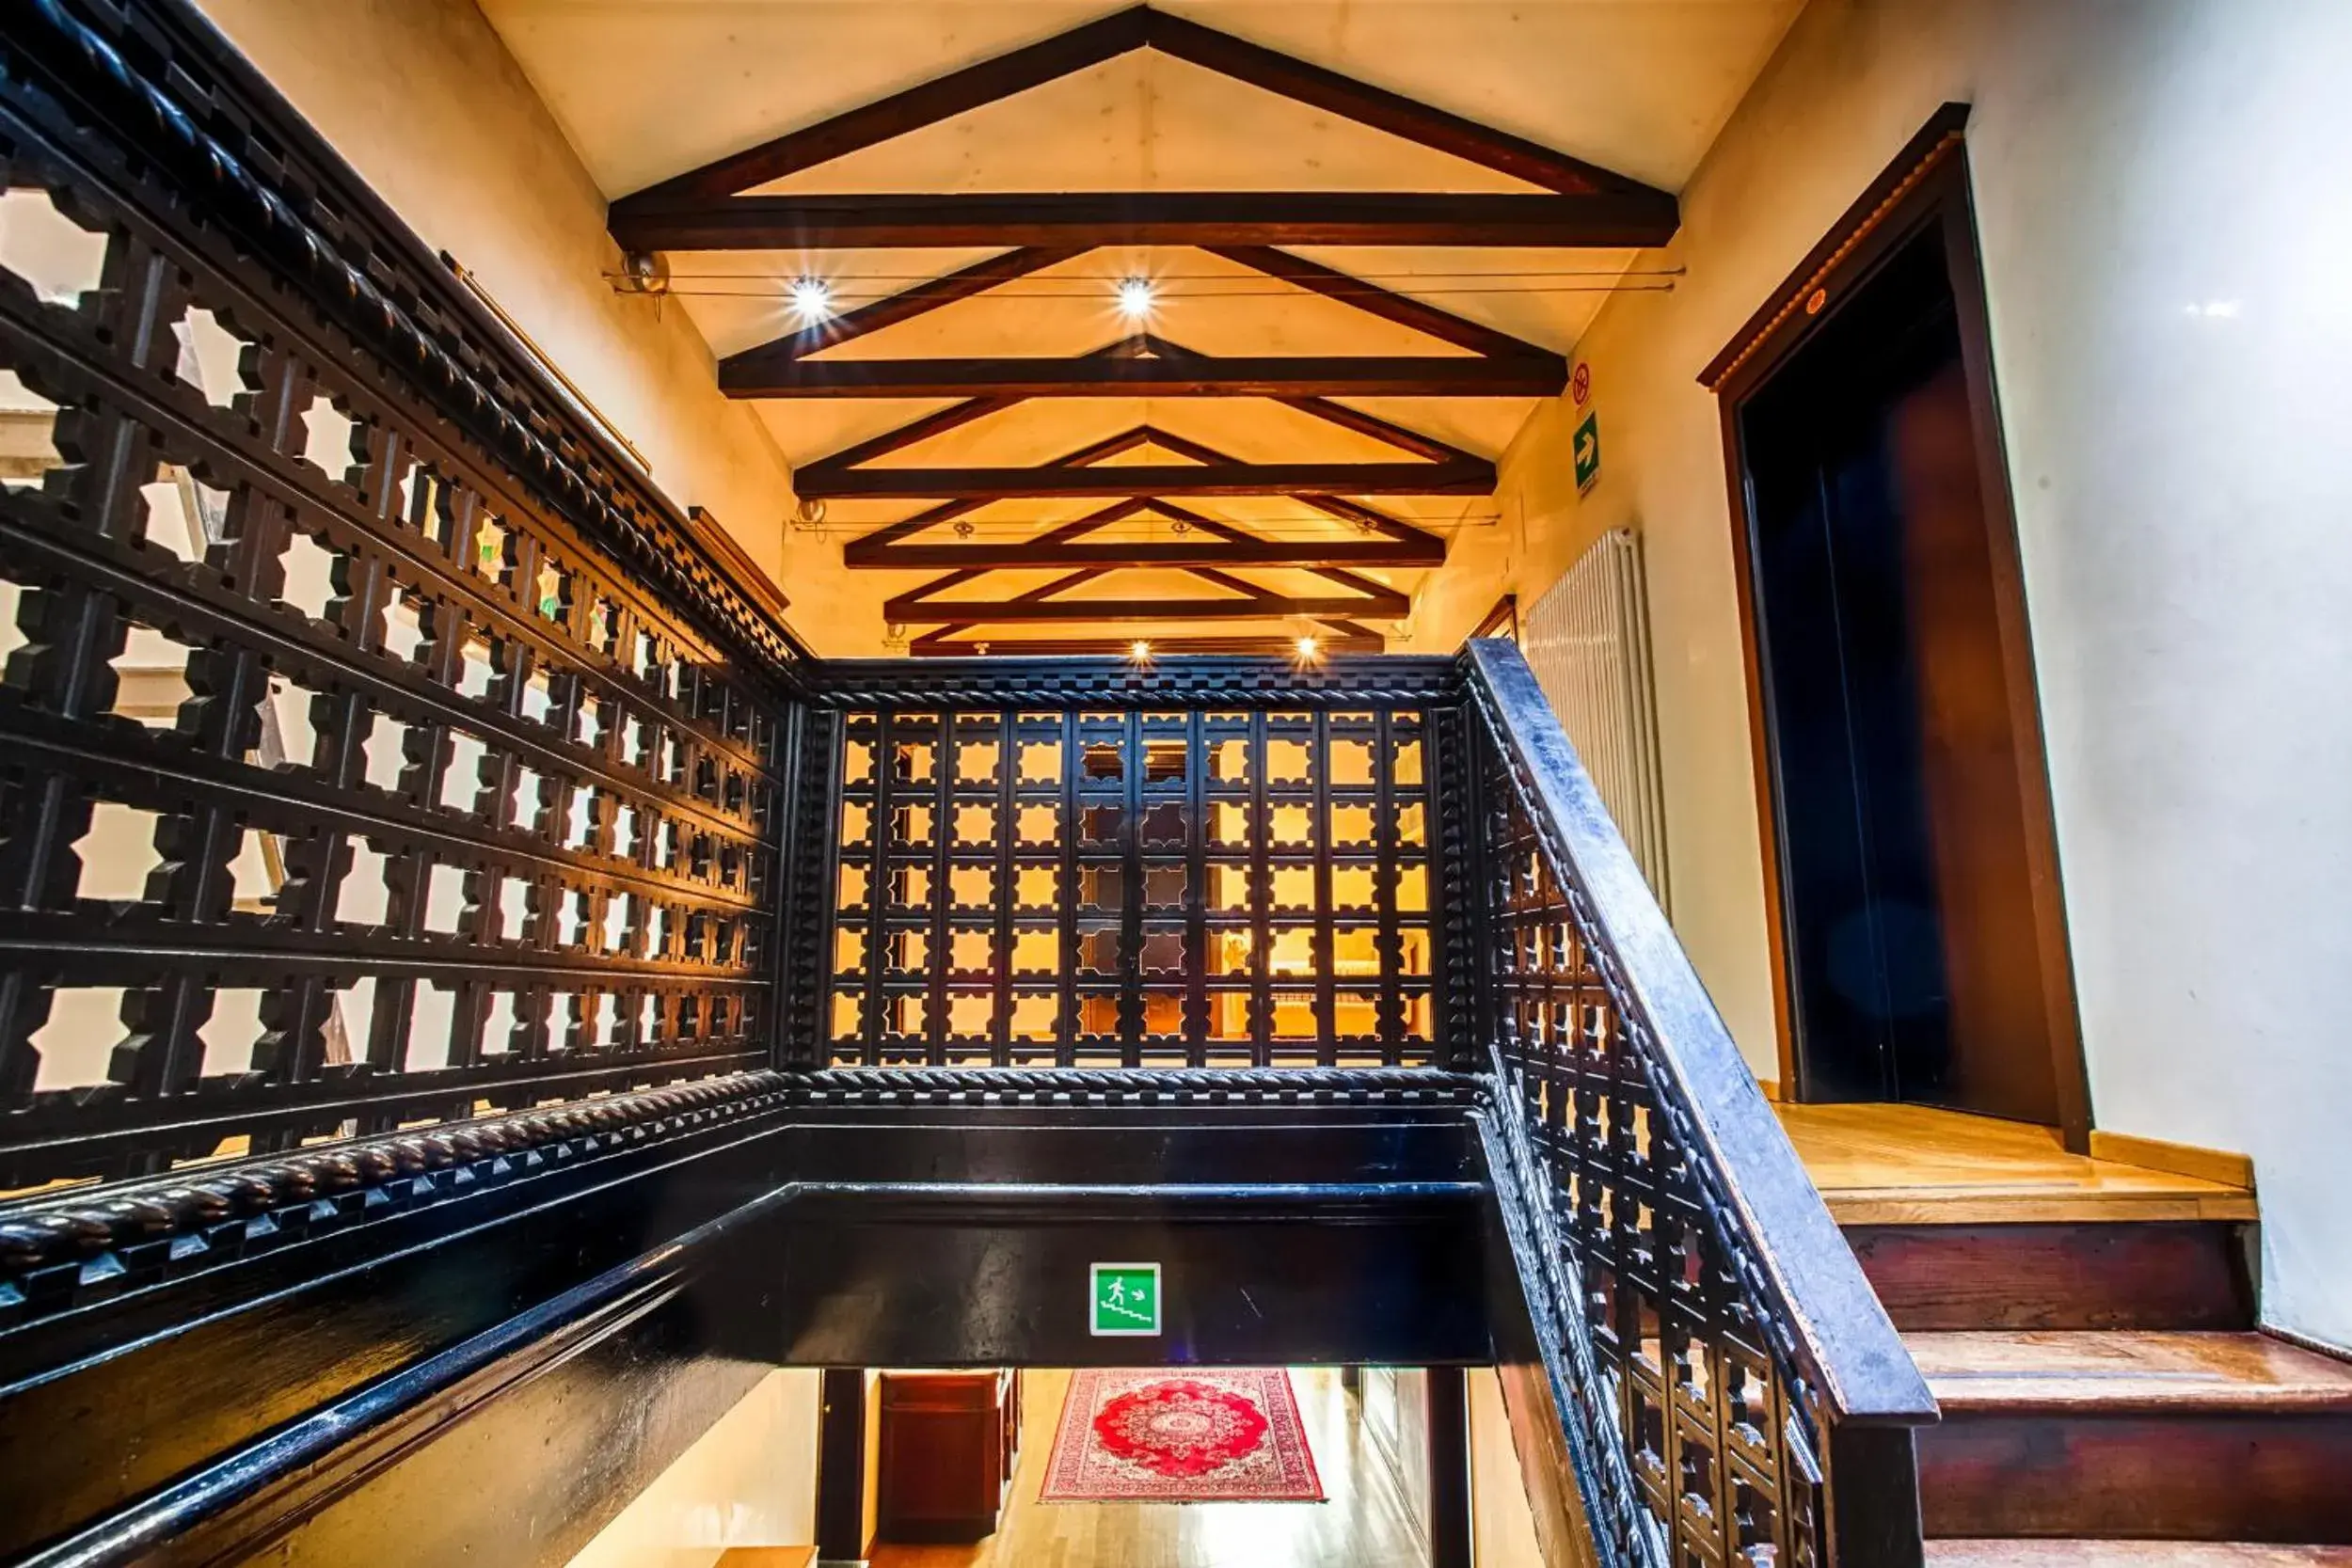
<box><xmin>1089</xmin><ymin>1262</ymin><xmax>1162</xmax><ymax>1336</ymax></box>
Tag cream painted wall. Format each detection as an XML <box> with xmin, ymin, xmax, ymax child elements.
<box><xmin>190</xmin><ymin>0</ymin><xmax>803</xmax><ymax>604</ymax></box>
<box><xmin>1470</xmin><ymin>1369</ymin><xmax>1546</xmax><ymax>1568</ymax></box>
<box><xmin>562</xmin><ymin>1368</ymin><xmax>821</xmax><ymax>1568</ymax></box>
<box><xmin>1434</xmin><ymin>0</ymin><xmax>2352</xmax><ymax>1348</ymax></box>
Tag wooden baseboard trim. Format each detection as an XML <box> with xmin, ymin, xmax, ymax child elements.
<box><xmin>2264</xmin><ymin>1322</ymin><xmax>2352</xmax><ymax>1367</ymax></box>
<box><xmin>1755</xmin><ymin>1077</ymin><xmax>1786</xmax><ymax>1102</ymax></box>
<box><xmin>2088</xmin><ymin>1129</ymin><xmax>2254</xmax><ymax>1192</ymax></box>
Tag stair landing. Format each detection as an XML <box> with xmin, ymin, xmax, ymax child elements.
<box><xmin>1774</xmin><ymin>1101</ymin><xmax>2256</xmax><ymax>1224</ymax></box>
<box><xmin>1930</xmin><ymin>1545</ymin><xmax>2352</xmax><ymax>1566</ymax></box>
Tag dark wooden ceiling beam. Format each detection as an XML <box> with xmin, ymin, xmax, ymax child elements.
<box><xmin>800</xmin><ymin>459</ymin><xmax>1492</xmax><ymax>499</ymax></box>
<box><xmin>1203</xmin><ymin>244</ymin><xmax>1562</xmax><ymax>364</ymax></box>
<box><xmin>839</xmin><ymin>425</ymin><xmax>1452</xmax><ymax>568</ymax></box>
<box><xmin>790</xmin><ymin>339</ymin><xmax>1148</xmax><ymax>477</ymax></box>
<box><xmin>1135</xmin><ymin>337</ymin><xmax>1489</xmax><ymax>465</ymax></box>
<box><xmin>726</xmin><ymin>244</ymin><xmax>1558</xmax><ymax>400</ymax></box>
<box><xmin>910</xmin><ymin>626</ymin><xmax>1385</xmax><ymax>657</ymax></box>
<box><xmin>609</xmin><ymin>7</ymin><xmax>1676</xmax><ymax>223</ymax></box>
<box><xmin>616</xmin><ymin>191</ymin><xmax>1677</xmax><ymax>253</ymax></box>
<box><xmin>616</xmin><ymin>8</ymin><xmax>1154</xmax><ymax>207</ymax></box>
<box><xmin>800</xmin><ymin>395</ymin><xmax>1021</xmax><ymax>475</ymax></box>
<box><xmin>725</xmin><ymin>245</ymin><xmax>1086</xmax><ymax>372</ymax></box>
<box><xmin>724</xmin><ymin>351</ymin><xmax>1563</xmax><ymax>399</ymax></box>
<box><xmin>850</xmin><ymin>535</ymin><xmax>1445</xmax><ymax>570</ymax></box>
<box><xmin>1138</xmin><ymin>10</ymin><xmax>1651</xmax><ymax>198</ymax></box>
<box><xmin>884</xmin><ymin>591</ymin><xmax>1401</xmax><ymax>625</ymax></box>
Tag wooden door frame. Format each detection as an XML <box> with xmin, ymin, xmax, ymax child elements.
<box><xmin>1699</xmin><ymin>103</ymin><xmax>2092</xmax><ymax>1149</ymax></box>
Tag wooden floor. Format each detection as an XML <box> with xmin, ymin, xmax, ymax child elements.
<box><xmin>1775</xmin><ymin>1101</ymin><xmax>2255</xmax><ymax>1224</ymax></box>
<box><xmin>868</xmin><ymin>1368</ymin><xmax>1425</xmax><ymax>1568</ymax></box>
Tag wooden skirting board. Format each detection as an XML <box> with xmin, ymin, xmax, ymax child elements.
<box><xmin>2086</xmin><ymin>1129</ymin><xmax>2256</xmax><ymax>1193</ymax></box>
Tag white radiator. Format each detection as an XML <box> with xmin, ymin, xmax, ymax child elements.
<box><xmin>1519</xmin><ymin>529</ymin><xmax>1673</xmax><ymax>912</ymax></box>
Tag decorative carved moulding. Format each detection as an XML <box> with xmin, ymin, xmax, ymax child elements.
<box><xmin>0</xmin><ymin>1072</ymin><xmax>794</xmax><ymax>1322</ymax></box>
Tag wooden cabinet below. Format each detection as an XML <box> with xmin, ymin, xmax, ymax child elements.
<box><xmin>877</xmin><ymin>1370</ymin><xmax>1022</xmax><ymax>1542</ymax></box>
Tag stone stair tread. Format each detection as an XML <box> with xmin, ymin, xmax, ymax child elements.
<box><xmin>1929</xmin><ymin>1543</ymin><xmax>2352</xmax><ymax>1566</ymax></box>
<box><xmin>1908</xmin><ymin>1330</ymin><xmax>2352</xmax><ymax>1414</ymax></box>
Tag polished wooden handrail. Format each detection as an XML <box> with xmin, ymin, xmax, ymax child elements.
<box><xmin>1464</xmin><ymin>637</ymin><xmax>1934</xmax><ymax>1566</ymax></box>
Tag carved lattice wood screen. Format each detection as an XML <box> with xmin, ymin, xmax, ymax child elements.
<box><xmin>1462</xmin><ymin>640</ymin><xmax>1934</xmax><ymax>1568</ymax></box>
<box><xmin>0</xmin><ymin>3</ymin><xmax>803</xmax><ymax>1187</ymax></box>
<box><xmin>810</xmin><ymin>661</ymin><xmax>1470</xmax><ymax>1068</ymax></box>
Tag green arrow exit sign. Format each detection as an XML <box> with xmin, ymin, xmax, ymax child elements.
<box><xmin>1089</xmin><ymin>1261</ymin><xmax>1161</xmax><ymax>1337</ymax></box>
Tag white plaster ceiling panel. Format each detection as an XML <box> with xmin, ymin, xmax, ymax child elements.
<box><xmin>747</xmin><ymin>397</ymin><xmax>963</xmax><ymax>467</ymax></box>
<box><xmin>479</xmin><ymin>1</ymin><xmax>1804</xmax><ymax>203</ymax></box>
<box><xmin>741</xmin><ymin>55</ymin><xmax>1542</xmax><ymax>196</ymax></box>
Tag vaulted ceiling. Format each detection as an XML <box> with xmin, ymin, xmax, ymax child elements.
<box><xmin>480</xmin><ymin>0</ymin><xmax>1805</xmax><ymax>655</ymax></box>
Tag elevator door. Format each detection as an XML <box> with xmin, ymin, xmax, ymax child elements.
<box><xmin>1739</xmin><ymin>222</ymin><xmax>2060</xmax><ymax>1123</ymax></box>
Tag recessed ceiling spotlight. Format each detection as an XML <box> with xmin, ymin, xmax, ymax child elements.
<box><xmin>789</xmin><ymin>277</ymin><xmax>834</xmax><ymax>322</ymax></box>
<box><xmin>1295</xmin><ymin>634</ymin><xmax>1320</xmax><ymax>662</ymax></box>
<box><xmin>1130</xmin><ymin>639</ymin><xmax>1153</xmax><ymax>661</ymax></box>
<box><xmin>1114</xmin><ymin>277</ymin><xmax>1156</xmax><ymax>319</ymax></box>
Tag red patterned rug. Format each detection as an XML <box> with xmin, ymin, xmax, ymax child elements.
<box><xmin>1040</xmin><ymin>1369</ymin><xmax>1324</xmax><ymax>1502</ymax></box>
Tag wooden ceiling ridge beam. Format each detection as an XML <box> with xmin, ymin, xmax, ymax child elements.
<box><xmin>607</xmin><ymin>8</ymin><xmax>1677</xmax><ymax>249</ymax></box>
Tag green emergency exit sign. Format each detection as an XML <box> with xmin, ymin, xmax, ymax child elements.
<box><xmin>1089</xmin><ymin>1261</ymin><xmax>1162</xmax><ymax>1337</ymax></box>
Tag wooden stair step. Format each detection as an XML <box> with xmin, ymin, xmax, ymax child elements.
<box><xmin>1913</xmin><ymin>1330</ymin><xmax>2352</xmax><ymax>1414</ymax></box>
<box><xmin>1929</xmin><ymin>1542</ymin><xmax>2352</xmax><ymax>1565</ymax></box>
<box><xmin>1848</xmin><ymin>1220</ymin><xmax>2254</xmax><ymax>1332</ymax></box>
<box><xmin>1913</xmin><ymin>1332</ymin><xmax>2352</xmax><ymax>1543</ymax></box>
<box><xmin>1778</xmin><ymin>1102</ymin><xmax>2257</xmax><ymax>1226</ymax></box>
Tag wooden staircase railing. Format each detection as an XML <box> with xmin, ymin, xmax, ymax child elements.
<box><xmin>1463</xmin><ymin>638</ymin><xmax>1938</xmax><ymax>1568</ymax></box>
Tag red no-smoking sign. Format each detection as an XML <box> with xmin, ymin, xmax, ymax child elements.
<box><xmin>1569</xmin><ymin>362</ymin><xmax>1593</xmax><ymax>406</ymax></box>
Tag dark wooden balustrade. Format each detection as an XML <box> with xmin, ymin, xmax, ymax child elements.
<box><xmin>1463</xmin><ymin>637</ymin><xmax>1937</xmax><ymax>1567</ymax></box>
<box><xmin>2</xmin><ymin>6</ymin><xmax>1935</xmax><ymax>1566</ymax></box>
<box><xmin>0</xmin><ymin>0</ymin><xmax>809</xmax><ymax>1190</ymax></box>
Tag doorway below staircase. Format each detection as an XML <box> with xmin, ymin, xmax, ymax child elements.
<box><xmin>869</xmin><ymin>1368</ymin><xmax>1423</xmax><ymax>1568</ymax></box>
